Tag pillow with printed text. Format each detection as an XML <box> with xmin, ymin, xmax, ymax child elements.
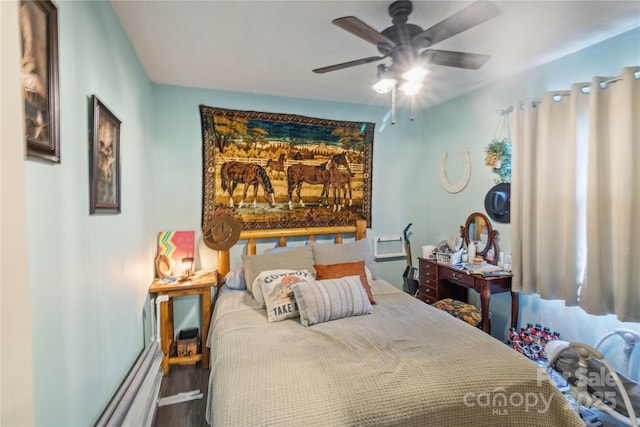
<box><xmin>254</xmin><ymin>269</ymin><xmax>313</xmax><ymax>322</ymax></box>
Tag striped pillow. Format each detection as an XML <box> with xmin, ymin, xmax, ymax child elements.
<box><xmin>291</xmin><ymin>276</ymin><xmax>372</xmax><ymax>327</ymax></box>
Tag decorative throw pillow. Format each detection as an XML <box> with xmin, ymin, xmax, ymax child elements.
<box><xmin>291</xmin><ymin>276</ymin><xmax>372</xmax><ymax>327</ymax></box>
<box><xmin>242</xmin><ymin>245</ymin><xmax>316</xmax><ymax>296</ymax></box>
<box><xmin>223</xmin><ymin>266</ymin><xmax>246</xmax><ymax>290</ymax></box>
<box><xmin>314</xmin><ymin>260</ymin><xmax>376</xmax><ymax>305</ymax></box>
<box><xmin>255</xmin><ymin>269</ymin><xmax>313</xmax><ymax>322</ymax></box>
<box><xmin>264</xmin><ymin>246</ymin><xmax>298</xmax><ymax>254</ymax></box>
<box><xmin>310</xmin><ymin>239</ymin><xmax>378</xmax><ymax>280</ymax></box>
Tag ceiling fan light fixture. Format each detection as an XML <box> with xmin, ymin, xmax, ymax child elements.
<box><xmin>402</xmin><ymin>66</ymin><xmax>429</xmax><ymax>83</ymax></box>
<box><xmin>399</xmin><ymin>80</ymin><xmax>422</xmax><ymax>96</ymax></box>
<box><xmin>372</xmin><ymin>77</ymin><xmax>397</xmax><ymax>94</ymax></box>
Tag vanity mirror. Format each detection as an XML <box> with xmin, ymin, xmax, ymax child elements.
<box><xmin>460</xmin><ymin>212</ymin><xmax>499</xmax><ymax>264</ymax></box>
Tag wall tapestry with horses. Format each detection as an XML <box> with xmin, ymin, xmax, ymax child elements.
<box><xmin>199</xmin><ymin>105</ymin><xmax>374</xmax><ymax>230</ymax></box>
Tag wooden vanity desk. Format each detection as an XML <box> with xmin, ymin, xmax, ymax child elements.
<box><xmin>417</xmin><ymin>257</ymin><xmax>518</xmax><ymax>334</ymax></box>
<box><xmin>417</xmin><ymin>212</ymin><xmax>519</xmax><ymax>334</ymax></box>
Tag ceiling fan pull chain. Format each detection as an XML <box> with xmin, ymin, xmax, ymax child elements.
<box><xmin>410</xmin><ymin>96</ymin><xmax>415</xmax><ymax>121</ymax></box>
<box><xmin>391</xmin><ymin>86</ymin><xmax>397</xmax><ymax>125</ymax></box>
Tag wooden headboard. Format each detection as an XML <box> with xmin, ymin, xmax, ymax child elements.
<box><xmin>216</xmin><ymin>219</ymin><xmax>367</xmax><ymax>277</ymax></box>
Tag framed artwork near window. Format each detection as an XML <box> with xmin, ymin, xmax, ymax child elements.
<box><xmin>20</xmin><ymin>0</ymin><xmax>60</xmax><ymax>163</ymax></box>
<box><xmin>89</xmin><ymin>95</ymin><xmax>121</xmax><ymax>215</ymax></box>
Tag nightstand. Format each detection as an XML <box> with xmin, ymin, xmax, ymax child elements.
<box><xmin>148</xmin><ymin>270</ymin><xmax>218</xmax><ymax>374</ymax></box>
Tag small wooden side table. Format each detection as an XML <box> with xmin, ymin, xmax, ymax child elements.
<box><xmin>148</xmin><ymin>270</ymin><xmax>218</xmax><ymax>374</ymax></box>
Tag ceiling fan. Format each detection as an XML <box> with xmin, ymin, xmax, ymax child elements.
<box><xmin>313</xmin><ymin>0</ymin><xmax>500</xmax><ymax>93</ymax></box>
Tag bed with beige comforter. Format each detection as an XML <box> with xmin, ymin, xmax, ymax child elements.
<box><xmin>206</xmin><ymin>279</ymin><xmax>584</xmax><ymax>426</ymax></box>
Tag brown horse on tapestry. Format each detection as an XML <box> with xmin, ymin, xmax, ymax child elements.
<box><xmin>220</xmin><ymin>161</ymin><xmax>276</xmax><ymax>208</ymax></box>
<box><xmin>286</xmin><ymin>152</ymin><xmax>351</xmax><ymax>210</ymax></box>
<box><xmin>266</xmin><ymin>153</ymin><xmax>286</xmax><ymax>180</ymax></box>
<box><xmin>326</xmin><ymin>156</ymin><xmax>354</xmax><ymax>212</ymax></box>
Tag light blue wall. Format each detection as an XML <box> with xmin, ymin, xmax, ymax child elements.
<box><xmin>19</xmin><ymin>1</ymin><xmax>640</xmax><ymax>424</ymax></box>
<box><xmin>25</xmin><ymin>1</ymin><xmax>157</xmax><ymax>425</ymax></box>
<box><xmin>419</xmin><ymin>28</ymin><xmax>640</xmax><ymax>376</ymax></box>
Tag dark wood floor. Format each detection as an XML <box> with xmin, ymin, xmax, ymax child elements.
<box><xmin>152</xmin><ymin>363</ymin><xmax>210</xmax><ymax>427</ymax></box>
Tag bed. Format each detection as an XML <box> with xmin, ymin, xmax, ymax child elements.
<box><xmin>205</xmin><ymin>220</ymin><xmax>584</xmax><ymax>426</ymax></box>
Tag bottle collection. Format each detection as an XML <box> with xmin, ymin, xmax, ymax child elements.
<box><xmin>508</xmin><ymin>323</ymin><xmax>560</xmax><ymax>360</ymax></box>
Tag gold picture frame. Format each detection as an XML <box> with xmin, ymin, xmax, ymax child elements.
<box><xmin>20</xmin><ymin>0</ymin><xmax>60</xmax><ymax>163</ymax></box>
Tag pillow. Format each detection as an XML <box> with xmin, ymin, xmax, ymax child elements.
<box><xmin>242</xmin><ymin>245</ymin><xmax>316</xmax><ymax>296</ymax></box>
<box><xmin>291</xmin><ymin>276</ymin><xmax>372</xmax><ymax>327</ymax></box>
<box><xmin>264</xmin><ymin>246</ymin><xmax>298</xmax><ymax>254</ymax></box>
<box><xmin>255</xmin><ymin>269</ymin><xmax>313</xmax><ymax>322</ymax></box>
<box><xmin>311</xmin><ymin>239</ymin><xmax>378</xmax><ymax>280</ymax></box>
<box><xmin>253</xmin><ymin>268</ymin><xmax>313</xmax><ymax>310</ymax></box>
<box><xmin>223</xmin><ymin>266</ymin><xmax>246</xmax><ymax>290</ymax></box>
<box><xmin>314</xmin><ymin>260</ymin><xmax>376</xmax><ymax>305</ymax></box>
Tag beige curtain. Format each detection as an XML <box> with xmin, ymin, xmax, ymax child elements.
<box><xmin>512</xmin><ymin>67</ymin><xmax>640</xmax><ymax>322</ymax></box>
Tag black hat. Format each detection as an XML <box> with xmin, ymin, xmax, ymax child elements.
<box><xmin>484</xmin><ymin>183</ymin><xmax>510</xmax><ymax>224</ymax></box>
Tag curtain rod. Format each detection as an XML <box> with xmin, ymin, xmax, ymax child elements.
<box><xmin>497</xmin><ymin>72</ymin><xmax>636</xmax><ymax>115</ymax></box>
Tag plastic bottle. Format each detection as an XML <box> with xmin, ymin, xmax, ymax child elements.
<box><xmin>468</xmin><ymin>241</ymin><xmax>476</xmax><ymax>259</ymax></box>
<box><xmin>503</xmin><ymin>254</ymin><xmax>512</xmax><ymax>271</ymax></box>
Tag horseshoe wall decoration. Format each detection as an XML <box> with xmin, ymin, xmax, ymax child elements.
<box><xmin>439</xmin><ymin>147</ymin><xmax>471</xmax><ymax>193</ymax></box>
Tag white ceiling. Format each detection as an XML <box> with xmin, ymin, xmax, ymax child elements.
<box><xmin>110</xmin><ymin>0</ymin><xmax>640</xmax><ymax>109</ymax></box>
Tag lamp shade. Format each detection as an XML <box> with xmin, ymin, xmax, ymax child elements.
<box><xmin>399</xmin><ymin>81</ymin><xmax>422</xmax><ymax>96</ymax></box>
<box><xmin>372</xmin><ymin>78</ymin><xmax>396</xmax><ymax>94</ymax></box>
<box><xmin>402</xmin><ymin>67</ymin><xmax>429</xmax><ymax>83</ymax></box>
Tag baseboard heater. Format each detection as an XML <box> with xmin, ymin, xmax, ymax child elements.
<box><xmin>95</xmin><ymin>341</ymin><xmax>163</xmax><ymax>427</ymax></box>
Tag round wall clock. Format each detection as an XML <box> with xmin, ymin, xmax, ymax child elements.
<box><xmin>439</xmin><ymin>147</ymin><xmax>471</xmax><ymax>193</ymax></box>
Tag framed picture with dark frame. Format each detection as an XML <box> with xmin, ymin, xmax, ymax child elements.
<box><xmin>20</xmin><ymin>0</ymin><xmax>60</xmax><ymax>163</ymax></box>
<box><xmin>89</xmin><ymin>95</ymin><xmax>121</xmax><ymax>215</ymax></box>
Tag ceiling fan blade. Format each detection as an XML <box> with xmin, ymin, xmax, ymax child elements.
<box><xmin>420</xmin><ymin>49</ymin><xmax>490</xmax><ymax>70</ymax></box>
<box><xmin>313</xmin><ymin>56</ymin><xmax>386</xmax><ymax>74</ymax></box>
<box><xmin>332</xmin><ymin>16</ymin><xmax>396</xmax><ymax>48</ymax></box>
<box><xmin>412</xmin><ymin>1</ymin><xmax>499</xmax><ymax>47</ymax></box>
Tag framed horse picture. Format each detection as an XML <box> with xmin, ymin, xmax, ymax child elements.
<box><xmin>89</xmin><ymin>95</ymin><xmax>121</xmax><ymax>215</ymax></box>
<box><xmin>200</xmin><ymin>105</ymin><xmax>374</xmax><ymax>230</ymax></box>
